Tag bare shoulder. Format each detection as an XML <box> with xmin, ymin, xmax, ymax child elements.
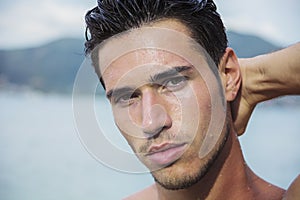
<box><xmin>123</xmin><ymin>184</ymin><xmax>157</xmax><ymax>200</ymax></box>
<box><xmin>283</xmin><ymin>175</ymin><xmax>300</xmax><ymax>200</ymax></box>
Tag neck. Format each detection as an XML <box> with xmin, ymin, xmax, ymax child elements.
<box><xmin>154</xmin><ymin>124</ymin><xmax>284</xmax><ymax>200</ymax></box>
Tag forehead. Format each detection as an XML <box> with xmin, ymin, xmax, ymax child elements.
<box><xmin>104</xmin><ymin>49</ymin><xmax>192</xmax><ymax>91</ymax></box>
<box><xmin>98</xmin><ymin>20</ymin><xmax>192</xmax><ymax>68</ymax></box>
<box><xmin>96</xmin><ymin>19</ymin><xmax>210</xmax><ymax>90</ymax></box>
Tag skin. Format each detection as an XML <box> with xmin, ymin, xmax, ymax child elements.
<box><xmin>233</xmin><ymin>43</ymin><xmax>300</xmax><ymax>135</ymax></box>
<box><xmin>98</xmin><ymin>19</ymin><xmax>286</xmax><ymax>199</ymax></box>
<box><xmin>233</xmin><ymin>43</ymin><xmax>300</xmax><ymax>198</ymax></box>
<box><xmin>284</xmin><ymin>175</ymin><xmax>300</xmax><ymax>200</ymax></box>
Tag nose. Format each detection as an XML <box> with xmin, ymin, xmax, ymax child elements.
<box><xmin>141</xmin><ymin>90</ymin><xmax>172</xmax><ymax>137</ymax></box>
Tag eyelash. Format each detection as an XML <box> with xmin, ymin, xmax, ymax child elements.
<box><xmin>162</xmin><ymin>76</ymin><xmax>188</xmax><ymax>91</ymax></box>
<box><xmin>113</xmin><ymin>76</ymin><xmax>189</xmax><ymax>106</ymax></box>
<box><xmin>113</xmin><ymin>92</ymin><xmax>139</xmax><ymax>106</ymax></box>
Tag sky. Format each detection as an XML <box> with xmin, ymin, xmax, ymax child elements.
<box><xmin>0</xmin><ymin>0</ymin><xmax>299</xmax><ymax>49</ymax></box>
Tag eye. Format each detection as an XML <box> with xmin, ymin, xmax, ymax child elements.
<box><xmin>162</xmin><ymin>76</ymin><xmax>188</xmax><ymax>91</ymax></box>
<box><xmin>114</xmin><ymin>92</ymin><xmax>140</xmax><ymax>106</ymax></box>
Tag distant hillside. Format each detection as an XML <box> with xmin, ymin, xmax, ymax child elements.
<box><xmin>227</xmin><ymin>31</ymin><xmax>280</xmax><ymax>57</ymax></box>
<box><xmin>0</xmin><ymin>38</ymin><xmax>85</xmax><ymax>93</ymax></box>
<box><xmin>0</xmin><ymin>31</ymin><xmax>281</xmax><ymax>93</ymax></box>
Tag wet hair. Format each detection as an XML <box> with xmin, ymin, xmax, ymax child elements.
<box><xmin>85</xmin><ymin>0</ymin><xmax>227</xmax><ymax>88</ymax></box>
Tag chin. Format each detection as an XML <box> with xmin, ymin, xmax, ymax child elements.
<box><xmin>151</xmin><ymin>152</ymin><xmax>211</xmax><ymax>190</ymax></box>
<box><xmin>151</xmin><ymin>125</ymin><xmax>230</xmax><ymax>190</ymax></box>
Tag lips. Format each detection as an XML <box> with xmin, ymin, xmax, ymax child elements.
<box><xmin>146</xmin><ymin>143</ymin><xmax>187</xmax><ymax>166</ymax></box>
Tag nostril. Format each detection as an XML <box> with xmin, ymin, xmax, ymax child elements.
<box><xmin>143</xmin><ymin>127</ymin><xmax>164</xmax><ymax>138</ymax></box>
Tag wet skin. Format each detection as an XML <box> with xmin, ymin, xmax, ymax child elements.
<box><xmin>97</xmin><ymin>19</ymin><xmax>285</xmax><ymax>199</ymax></box>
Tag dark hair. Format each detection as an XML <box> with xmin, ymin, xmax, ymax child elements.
<box><xmin>85</xmin><ymin>0</ymin><xmax>227</xmax><ymax>88</ymax></box>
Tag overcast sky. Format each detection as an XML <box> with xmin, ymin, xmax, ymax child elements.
<box><xmin>0</xmin><ymin>0</ymin><xmax>299</xmax><ymax>49</ymax></box>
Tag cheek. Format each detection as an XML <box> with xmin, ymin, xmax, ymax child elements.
<box><xmin>112</xmin><ymin>105</ymin><xmax>143</xmax><ymax>139</ymax></box>
<box><xmin>123</xmin><ymin>135</ymin><xmax>136</xmax><ymax>151</ymax></box>
<box><xmin>113</xmin><ymin>107</ymin><xmax>145</xmax><ymax>152</ymax></box>
<box><xmin>177</xmin><ymin>81</ymin><xmax>212</xmax><ymax>155</ymax></box>
<box><xmin>179</xmin><ymin>82</ymin><xmax>211</xmax><ymax>129</ymax></box>
<box><xmin>118</xmin><ymin>128</ymin><xmax>143</xmax><ymax>153</ymax></box>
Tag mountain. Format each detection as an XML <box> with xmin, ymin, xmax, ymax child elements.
<box><xmin>0</xmin><ymin>31</ymin><xmax>281</xmax><ymax>94</ymax></box>
<box><xmin>227</xmin><ymin>31</ymin><xmax>280</xmax><ymax>57</ymax></box>
<box><xmin>0</xmin><ymin>38</ymin><xmax>85</xmax><ymax>93</ymax></box>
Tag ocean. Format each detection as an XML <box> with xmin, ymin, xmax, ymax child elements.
<box><xmin>0</xmin><ymin>91</ymin><xmax>299</xmax><ymax>199</ymax></box>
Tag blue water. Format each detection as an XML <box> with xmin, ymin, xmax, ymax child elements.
<box><xmin>0</xmin><ymin>92</ymin><xmax>299</xmax><ymax>199</ymax></box>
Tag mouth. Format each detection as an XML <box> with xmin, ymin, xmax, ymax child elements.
<box><xmin>145</xmin><ymin>143</ymin><xmax>187</xmax><ymax>167</ymax></box>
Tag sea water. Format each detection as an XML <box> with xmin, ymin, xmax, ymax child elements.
<box><xmin>0</xmin><ymin>91</ymin><xmax>299</xmax><ymax>199</ymax></box>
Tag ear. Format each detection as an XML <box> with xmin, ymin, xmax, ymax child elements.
<box><xmin>218</xmin><ymin>48</ymin><xmax>241</xmax><ymax>101</ymax></box>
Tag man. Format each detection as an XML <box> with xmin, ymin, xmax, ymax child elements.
<box><xmin>84</xmin><ymin>0</ymin><xmax>299</xmax><ymax>199</ymax></box>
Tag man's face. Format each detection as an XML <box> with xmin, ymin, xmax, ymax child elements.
<box><xmin>98</xmin><ymin>20</ymin><xmax>228</xmax><ymax>190</ymax></box>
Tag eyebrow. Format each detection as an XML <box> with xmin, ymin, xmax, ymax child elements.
<box><xmin>149</xmin><ymin>65</ymin><xmax>192</xmax><ymax>83</ymax></box>
<box><xmin>106</xmin><ymin>66</ymin><xmax>192</xmax><ymax>100</ymax></box>
<box><xmin>106</xmin><ymin>87</ymin><xmax>134</xmax><ymax>100</ymax></box>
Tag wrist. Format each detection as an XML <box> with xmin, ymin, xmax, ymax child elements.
<box><xmin>240</xmin><ymin>56</ymin><xmax>269</xmax><ymax>106</ymax></box>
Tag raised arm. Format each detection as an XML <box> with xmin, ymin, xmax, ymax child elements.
<box><xmin>232</xmin><ymin>42</ymin><xmax>300</xmax><ymax>135</ymax></box>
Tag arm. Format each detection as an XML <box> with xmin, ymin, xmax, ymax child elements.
<box><xmin>283</xmin><ymin>175</ymin><xmax>300</xmax><ymax>200</ymax></box>
<box><xmin>232</xmin><ymin>42</ymin><xmax>300</xmax><ymax>135</ymax></box>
